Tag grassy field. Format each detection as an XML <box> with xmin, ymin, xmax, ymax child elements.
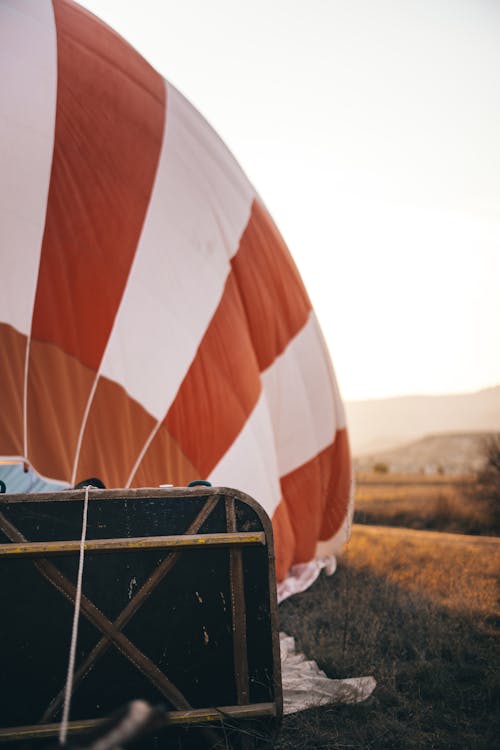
<box><xmin>354</xmin><ymin>474</ymin><xmax>497</xmax><ymax>535</ymax></box>
<box><xmin>276</xmin><ymin>519</ymin><xmax>499</xmax><ymax>749</ymax></box>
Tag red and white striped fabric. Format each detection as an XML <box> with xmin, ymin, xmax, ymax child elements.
<box><xmin>0</xmin><ymin>0</ymin><xmax>352</xmax><ymax>581</ymax></box>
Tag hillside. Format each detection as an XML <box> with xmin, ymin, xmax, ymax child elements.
<box><xmin>346</xmin><ymin>385</ymin><xmax>500</xmax><ymax>456</ymax></box>
<box><xmin>354</xmin><ymin>431</ymin><xmax>497</xmax><ymax>474</ymax></box>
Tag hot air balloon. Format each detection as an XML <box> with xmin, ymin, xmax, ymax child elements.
<box><xmin>0</xmin><ymin>0</ymin><xmax>352</xmax><ymax>583</ymax></box>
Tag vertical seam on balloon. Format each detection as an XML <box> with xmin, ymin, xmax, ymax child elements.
<box><xmin>70</xmin><ymin>374</ymin><xmax>100</xmax><ymax>487</ymax></box>
<box><xmin>124</xmin><ymin>418</ymin><xmax>163</xmax><ymax>488</ymax></box>
<box><xmin>22</xmin><ymin>337</ymin><xmax>31</xmax><ymax>461</ymax></box>
<box><xmin>23</xmin><ymin>0</ymin><xmax>59</xmax><ymax>463</ymax></box>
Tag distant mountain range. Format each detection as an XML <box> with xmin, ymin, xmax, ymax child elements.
<box><xmin>346</xmin><ymin>386</ymin><xmax>500</xmax><ymax>457</ymax></box>
<box><xmin>353</xmin><ymin>432</ymin><xmax>496</xmax><ymax>474</ymax></box>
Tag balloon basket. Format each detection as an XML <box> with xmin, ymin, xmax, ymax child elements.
<box><xmin>0</xmin><ymin>487</ymin><xmax>282</xmax><ymax>748</ymax></box>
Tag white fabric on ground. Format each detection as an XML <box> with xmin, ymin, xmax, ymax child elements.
<box><xmin>277</xmin><ymin>556</ymin><xmax>338</xmax><ymax>604</ymax></box>
<box><xmin>280</xmin><ymin>633</ymin><xmax>376</xmax><ymax>714</ymax></box>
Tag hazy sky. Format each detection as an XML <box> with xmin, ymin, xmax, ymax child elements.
<box><xmin>78</xmin><ymin>0</ymin><xmax>500</xmax><ymax>401</ymax></box>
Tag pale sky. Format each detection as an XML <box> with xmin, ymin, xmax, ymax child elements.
<box><xmin>78</xmin><ymin>0</ymin><xmax>500</xmax><ymax>401</ymax></box>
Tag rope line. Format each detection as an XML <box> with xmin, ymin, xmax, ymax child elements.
<box><xmin>59</xmin><ymin>485</ymin><xmax>90</xmax><ymax>745</ymax></box>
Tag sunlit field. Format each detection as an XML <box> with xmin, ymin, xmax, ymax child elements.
<box><xmin>347</xmin><ymin>524</ymin><xmax>499</xmax><ymax>619</ymax></box>
<box><xmin>276</xmin><ymin>480</ymin><xmax>500</xmax><ymax>750</ymax></box>
<box><xmin>354</xmin><ymin>474</ymin><xmax>496</xmax><ymax>535</ymax></box>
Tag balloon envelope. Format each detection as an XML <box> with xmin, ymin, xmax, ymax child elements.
<box><xmin>0</xmin><ymin>0</ymin><xmax>352</xmax><ymax>580</ymax></box>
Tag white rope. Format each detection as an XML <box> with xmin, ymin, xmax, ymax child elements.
<box><xmin>59</xmin><ymin>485</ymin><xmax>90</xmax><ymax>745</ymax></box>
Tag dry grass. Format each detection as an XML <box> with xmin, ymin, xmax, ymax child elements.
<box><xmin>276</xmin><ymin>526</ymin><xmax>500</xmax><ymax>750</ymax></box>
<box><xmin>347</xmin><ymin>524</ymin><xmax>500</xmax><ymax>617</ymax></box>
<box><xmin>355</xmin><ymin>475</ymin><xmax>497</xmax><ymax>535</ymax></box>
<box><xmin>356</xmin><ymin>472</ymin><xmax>473</xmax><ymax>485</ymax></box>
